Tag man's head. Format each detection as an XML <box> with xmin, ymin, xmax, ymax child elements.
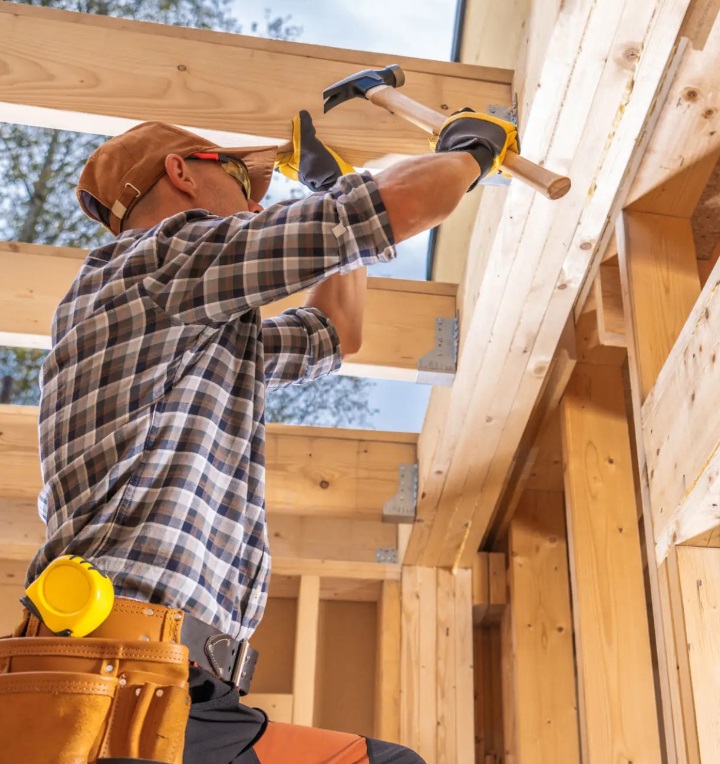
<box><xmin>77</xmin><ymin>122</ymin><xmax>278</xmax><ymax>235</ymax></box>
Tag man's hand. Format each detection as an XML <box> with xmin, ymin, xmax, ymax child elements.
<box><xmin>275</xmin><ymin>110</ymin><xmax>355</xmax><ymax>192</ymax></box>
<box><xmin>430</xmin><ymin>108</ymin><xmax>518</xmax><ymax>184</ymax></box>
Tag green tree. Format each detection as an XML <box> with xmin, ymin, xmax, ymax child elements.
<box><xmin>0</xmin><ymin>0</ymin><xmax>378</xmax><ymax>427</ymax></box>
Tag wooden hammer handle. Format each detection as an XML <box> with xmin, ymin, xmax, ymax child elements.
<box><xmin>366</xmin><ymin>85</ymin><xmax>571</xmax><ymax>201</ymax></box>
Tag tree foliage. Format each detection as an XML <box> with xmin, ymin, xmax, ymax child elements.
<box><xmin>0</xmin><ymin>0</ymin><xmax>377</xmax><ymax>427</ymax></box>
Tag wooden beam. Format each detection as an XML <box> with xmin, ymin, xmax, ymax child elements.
<box><xmin>503</xmin><ymin>490</ymin><xmax>580</xmax><ymax>763</ymax></box>
<box><xmin>675</xmin><ymin>546</ymin><xmax>720</xmax><ymax>761</ymax></box>
<box><xmin>292</xmin><ymin>575</ymin><xmax>320</xmax><ymax>726</ymax></box>
<box><xmin>375</xmin><ymin>580</ymin><xmax>401</xmax><ymax>743</ymax></box>
<box><xmin>488</xmin><ymin>319</ymin><xmax>576</xmax><ymax>546</ymax></box>
<box><xmin>0</xmin><ymin>241</ymin><xmax>457</xmax><ymax>383</ymax></box>
<box><xmin>471</xmin><ymin>552</ymin><xmax>507</xmax><ymax>625</ymax></box>
<box><xmin>407</xmin><ymin>0</ymin><xmax>692</xmax><ymax>568</ymax></box>
<box><xmin>594</xmin><ymin>260</ymin><xmax>626</xmax><ymax>347</ymax></box>
<box><xmin>617</xmin><ymin>207</ymin><xmax>705</xmax><ymax>763</ymax></box>
<box><xmin>400</xmin><ymin>566</ymin><xmax>437</xmax><ymax>760</ymax></box>
<box><xmin>626</xmin><ymin>3</ymin><xmax>720</xmax><ymax>218</ymax></box>
<box><xmin>642</xmin><ymin>249</ymin><xmax>720</xmax><ymax>555</ymax></box>
<box><xmin>561</xmin><ymin>364</ymin><xmax>662</xmax><ymax>762</ymax></box>
<box><xmin>400</xmin><ymin>565</ymin><xmax>473</xmax><ymax>764</ymax></box>
<box><xmin>0</xmin><ymin>405</ymin><xmax>416</xmax><ymax>518</ymax></box>
<box><xmin>0</xmin><ymin>2</ymin><xmax>511</xmax><ymax>167</ymax></box>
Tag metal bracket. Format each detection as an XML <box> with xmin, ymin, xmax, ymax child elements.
<box><xmin>417</xmin><ymin>316</ymin><xmax>458</xmax><ymax>386</ymax></box>
<box><xmin>480</xmin><ymin>95</ymin><xmax>519</xmax><ymax>188</ymax></box>
<box><xmin>376</xmin><ymin>547</ymin><xmax>399</xmax><ymax>564</ymax></box>
<box><xmin>382</xmin><ymin>463</ymin><xmax>418</xmax><ymax>524</ymax></box>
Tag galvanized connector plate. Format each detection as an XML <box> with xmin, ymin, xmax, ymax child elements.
<box><xmin>376</xmin><ymin>547</ymin><xmax>399</xmax><ymax>564</ymax></box>
<box><xmin>417</xmin><ymin>316</ymin><xmax>458</xmax><ymax>386</ymax></box>
<box><xmin>382</xmin><ymin>463</ymin><xmax>418</xmax><ymax>523</ymax></box>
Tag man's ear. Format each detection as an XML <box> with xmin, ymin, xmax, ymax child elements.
<box><xmin>164</xmin><ymin>154</ymin><xmax>198</xmax><ymax>198</ymax></box>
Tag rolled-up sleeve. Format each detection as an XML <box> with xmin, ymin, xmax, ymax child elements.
<box><xmin>144</xmin><ymin>172</ymin><xmax>396</xmax><ymax>326</ymax></box>
<box><xmin>262</xmin><ymin>307</ymin><xmax>342</xmax><ymax>390</ymax></box>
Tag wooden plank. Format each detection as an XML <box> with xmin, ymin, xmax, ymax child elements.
<box><xmin>617</xmin><ymin>207</ymin><xmax>703</xmax><ymax>763</ymax></box>
<box><xmin>407</xmin><ymin>0</ymin><xmax>692</xmax><ymax>568</ymax></box>
<box><xmin>594</xmin><ymin>261</ymin><xmax>626</xmax><ymax>347</ymax></box>
<box><xmin>618</xmin><ymin>213</ymin><xmax>701</xmax><ymax>400</ymax></box>
<box><xmin>676</xmin><ymin>546</ymin><xmax>720</xmax><ymax>761</ymax></box>
<box><xmin>505</xmin><ymin>490</ymin><xmax>580</xmax><ymax>764</ymax></box>
<box><xmin>627</xmin><ymin>5</ymin><xmax>720</xmax><ymax>217</ymax></box>
<box><xmin>561</xmin><ymin>364</ymin><xmax>662</xmax><ymax>762</ymax></box>
<box><xmin>454</xmin><ymin>568</ymin><xmax>475</xmax><ymax>764</ymax></box>
<box><xmin>0</xmin><ymin>2</ymin><xmax>511</xmax><ymax>167</ymax></box>
<box><xmin>375</xmin><ymin>580</ymin><xmax>401</xmax><ymax>744</ymax></box>
<box><xmin>642</xmin><ymin>254</ymin><xmax>720</xmax><ymax>555</ymax></box>
<box><xmin>0</xmin><ymin>242</ymin><xmax>457</xmax><ymax>382</ymax></box>
<box><xmin>242</xmin><ymin>694</ymin><xmax>294</xmax><ymax>724</ymax></box>
<box><xmin>436</xmin><ymin>568</ymin><xmax>458</xmax><ymax>764</ymax></box>
<box><xmin>0</xmin><ymin>406</ymin><xmax>416</xmax><ymax>521</ymax></box>
<box><xmin>472</xmin><ymin>552</ymin><xmax>490</xmax><ymax>624</ymax></box>
<box><xmin>488</xmin><ymin>320</ymin><xmax>576</xmax><ymax>546</ymax></box>
<box><xmin>400</xmin><ymin>567</ymin><xmax>421</xmax><ymax>751</ymax></box>
<box><xmin>292</xmin><ymin>575</ymin><xmax>320</xmax><ymax>727</ymax></box>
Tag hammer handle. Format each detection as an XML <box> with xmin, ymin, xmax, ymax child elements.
<box><xmin>366</xmin><ymin>85</ymin><xmax>571</xmax><ymax>201</ymax></box>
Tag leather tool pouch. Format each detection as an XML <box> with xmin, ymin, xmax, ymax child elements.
<box><xmin>0</xmin><ymin>619</ymin><xmax>191</xmax><ymax>764</ymax></box>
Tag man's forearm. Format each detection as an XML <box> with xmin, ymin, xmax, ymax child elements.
<box><xmin>374</xmin><ymin>151</ymin><xmax>480</xmax><ymax>243</ymax></box>
<box><xmin>305</xmin><ymin>267</ymin><xmax>367</xmax><ymax>356</ymax></box>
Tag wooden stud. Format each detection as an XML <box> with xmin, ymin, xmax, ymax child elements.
<box><xmin>594</xmin><ymin>260</ymin><xmax>626</xmax><ymax>347</ymax></box>
<box><xmin>375</xmin><ymin>580</ymin><xmax>401</xmax><ymax>744</ymax></box>
<box><xmin>675</xmin><ymin>546</ymin><xmax>720</xmax><ymax>761</ymax></box>
<box><xmin>292</xmin><ymin>575</ymin><xmax>321</xmax><ymax>727</ymax></box>
<box><xmin>561</xmin><ymin>364</ymin><xmax>662</xmax><ymax>762</ymax></box>
<box><xmin>504</xmin><ymin>490</ymin><xmax>580</xmax><ymax>763</ymax></box>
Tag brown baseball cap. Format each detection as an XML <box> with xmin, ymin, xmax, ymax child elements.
<box><xmin>77</xmin><ymin>121</ymin><xmax>278</xmax><ymax>235</ymax></box>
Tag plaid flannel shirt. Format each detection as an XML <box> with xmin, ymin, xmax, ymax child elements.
<box><xmin>27</xmin><ymin>172</ymin><xmax>396</xmax><ymax>639</ymax></box>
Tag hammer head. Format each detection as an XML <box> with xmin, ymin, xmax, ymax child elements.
<box><xmin>323</xmin><ymin>64</ymin><xmax>405</xmax><ymax>113</ymax></box>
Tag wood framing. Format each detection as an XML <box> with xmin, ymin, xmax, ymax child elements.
<box><xmin>561</xmin><ymin>364</ymin><xmax>661</xmax><ymax>761</ymax></box>
<box><xmin>0</xmin><ymin>241</ymin><xmax>457</xmax><ymax>383</ymax></box>
<box><xmin>502</xmin><ymin>490</ymin><xmax>580</xmax><ymax>763</ymax></box>
<box><xmin>642</xmin><ymin>253</ymin><xmax>720</xmax><ymax>555</ymax></box>
<box><xmin>375</xmin><ymin>580</ymin><xmax>402</xmax><ymax>744</ymax></box>
<box><xmin>0</xmin><ymin>2</ymin><xmax>512</xmax><ymax>167</ymax></box>
<box><xmin>292</xmin><ymin>575</ymin><xmax>321</xmax><ymax>726</ymax></box>
<box><xmin>400</xmin><ymin>566</ymin><xmax>474</xmax><ymax>764</ymax></box>
<box><xmin>406</xmin><ymin>0</ymin><xmax>692</xmax><ymax>568</ymax></box>
<box><xmin>0</xmin><ymin>405</ymin><xmax>416</xmax><ymax>519</ymax></box>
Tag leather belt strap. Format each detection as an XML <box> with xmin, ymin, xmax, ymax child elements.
<box><xmin>28</xmin><ymin>598</ymin><xmax>257</xmax><ymax>695</ymax></box>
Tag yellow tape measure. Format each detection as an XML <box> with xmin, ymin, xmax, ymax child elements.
<box><xmin>22</xmin><ymin>555</ymin><xmax>114</xmax><ymax>637</ymax></box>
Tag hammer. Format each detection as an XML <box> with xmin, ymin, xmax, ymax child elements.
<box><xmin>322</xmin><ymin>65</ymin><xmax>571</xmax><ymax>201</ymax></box>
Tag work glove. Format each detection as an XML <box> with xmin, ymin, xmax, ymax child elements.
<box><xmin>275</xmin><ymin>110</ymin><xmax>355</xmax><ymax>192</ymax></box>
<box><xmin>430</xmin><ymin>108</ymin><xmax>519</xmax><ymax>185</ymax></box>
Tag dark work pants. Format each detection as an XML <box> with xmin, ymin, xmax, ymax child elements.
<box><xmin>184</xmin><ymin>668</ymin><xmax>425</xmax><ymax>764</ymax></box>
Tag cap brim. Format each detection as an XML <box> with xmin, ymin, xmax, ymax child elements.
<box><xmin>207</xmin><ymin>144</ymin><xmax>278</xmax><ymax>203</ymax></box>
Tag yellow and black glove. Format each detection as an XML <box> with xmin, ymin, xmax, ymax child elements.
<box><xmin>430</xmin><ymin>108</ymin><xmax>518</xmax><ymax>185</ymax></box>
<box><xmin>275</xmin><ymin>110</ymin><xmax>355</xmax><ymax>192</ymax></box>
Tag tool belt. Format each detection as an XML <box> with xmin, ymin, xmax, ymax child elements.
<box><xmin>0</xmin><ymin>598</ymin><xmax>259</xmax><ymax>764</ymax></box>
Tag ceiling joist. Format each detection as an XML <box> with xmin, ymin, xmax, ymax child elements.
<box><xmin>0</xmin><ymin>1</ymin><xmax>512</xmax><ymax>167</ymax></box>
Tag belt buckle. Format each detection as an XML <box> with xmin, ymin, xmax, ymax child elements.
<box><xmin>231</xmin><ymin>639</ymin><xmax>259</xmax><ymax>696</ymax></box>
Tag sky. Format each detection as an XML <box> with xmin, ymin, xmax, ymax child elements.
<box><xmin>236</xmin><ymin>0</ymin><xmax>460</xmax><ymax>431</ymax></box>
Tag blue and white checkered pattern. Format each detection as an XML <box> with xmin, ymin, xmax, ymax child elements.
<box><xmin>27</xmin><ymin>172</ymin><xmax>396</xmax><ymax>639</ymax></box>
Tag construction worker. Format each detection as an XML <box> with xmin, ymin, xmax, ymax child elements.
<box><xmin>0</xmin><ymin>109</ymin><xmax>517</xmax><ymax>763</ymax></box>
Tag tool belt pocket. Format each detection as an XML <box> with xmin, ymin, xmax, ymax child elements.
<box><xmin>0</xmin><ymin>636</ymin><xmax>191</xmax><ymax>764</ymax></box>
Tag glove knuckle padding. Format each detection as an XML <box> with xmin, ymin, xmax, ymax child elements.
<box><xmin>275</xmin><ymin>110</ymin><xmax>355</xmax><ymax>192</ymax></box>
<box><xmin>433</xmin><ymin>110</ymin><xmax>518</xmax><ymax>180</ymax></box>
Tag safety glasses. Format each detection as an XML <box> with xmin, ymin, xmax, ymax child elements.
<box><xmin>187</xmin><ymin>152</ymin><xmax>252</xmax><ymax>200</ymax></box>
